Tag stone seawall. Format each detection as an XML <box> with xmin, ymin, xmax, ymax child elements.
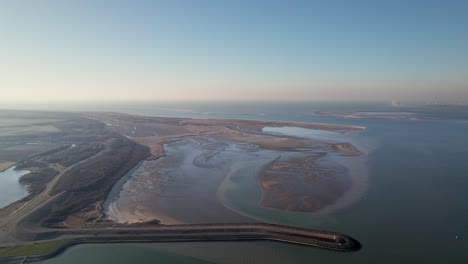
<box><xmin>0</xmin><ymin>223</ymin><xmax>361</xmax><ymax>263</ymax></box>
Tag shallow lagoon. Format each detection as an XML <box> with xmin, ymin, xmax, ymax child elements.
<box><xmin>0</xmin><ymin>166</ymin><xmax>30</xmax><ymax>208</ymax></box>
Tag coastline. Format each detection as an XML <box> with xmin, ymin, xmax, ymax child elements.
<box><xmin>102</xmin><ymin>160</ymin><xmax>145</xmax><ymax>220</ymax></box>
<box><xmin>111</xmin><ymin>110</ymin><xmax>367</xmax><ymax>132</ymax></box>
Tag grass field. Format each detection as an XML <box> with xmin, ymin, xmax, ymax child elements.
<box><xmin>0</xmin><ymin>161</ymin><xmax>15</xmax><ymax>172</ymax></box>
<box><xmin>0</xmin><ymin>239</ymin><xmax>69</xmax><ymax>258</ymax></box>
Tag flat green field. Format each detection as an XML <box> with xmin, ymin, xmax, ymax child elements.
<box><xmin>0</xmin><ymin>239</ymin><xmax>69</xmax><ymax>258</ymax></box>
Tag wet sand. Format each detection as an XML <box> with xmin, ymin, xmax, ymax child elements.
<box><xmin>105</xmin><ymin>137</ymin><xmax>269</xmax><ymax>224</ymax></box>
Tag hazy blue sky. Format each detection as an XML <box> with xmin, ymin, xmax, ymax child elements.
<box><xmin>1</xmin><ymin>0</ymin><xmax>467</xmax><ymax>102</ymax></box>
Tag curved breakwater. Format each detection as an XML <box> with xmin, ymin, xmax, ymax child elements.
<box><xmin>0</xmin><ymin>223</ymin><xmax>360</xmax><ymax>263</ymax></box>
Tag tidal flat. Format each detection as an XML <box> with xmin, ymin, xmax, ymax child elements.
<box><xmin>105</xmin><ymin>137</ymin><xmax>276</xmax><ymax>224</ymax></box>
<box><xmin>103</xmin><ymin>118</ymin><xmax>366</xmax><ymax>224</ymax></box>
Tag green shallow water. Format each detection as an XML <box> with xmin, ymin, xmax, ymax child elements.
<box><xmin>37</xmin><ymin>244</ymin><xmax>214</xmax><ymax>264</ymax></box>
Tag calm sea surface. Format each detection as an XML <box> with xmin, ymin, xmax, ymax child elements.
<box><xmin>10</xmin><ymin>102</ymin><xmax>466</xmax><ymax>263</ymax></box>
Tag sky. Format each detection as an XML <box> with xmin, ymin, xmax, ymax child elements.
<box><xmin>0</xmin><ymin>0</ymin><xmax>467</xmax><ymax>103</ymax></box>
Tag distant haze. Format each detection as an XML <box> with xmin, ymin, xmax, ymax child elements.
<box><xmin>1</xmin><ymin>1</ymin><xmax>467</xmax><ymax>103</ymax></box>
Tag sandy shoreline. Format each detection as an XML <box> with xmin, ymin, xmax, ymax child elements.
<box><xmin>106</xmin><ymin>200</ymin><xmax>185</xmax><ymax>225</ymax></box>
